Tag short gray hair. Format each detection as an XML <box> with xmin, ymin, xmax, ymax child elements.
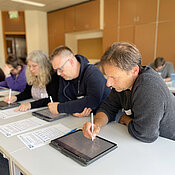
<box><xmin>50</xmin><ymin>46</ymin><xmax>74</xmax><ymax>61</ymax></box>
<box><xmin>101</xmin><ymin>42</ymin><xmax>142</xmax><ymax>71</ymax></box>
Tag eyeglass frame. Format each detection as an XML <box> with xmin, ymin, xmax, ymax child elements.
<box><xmin>56</xmin><ymin>59</ymin><xmax>69</xmax><ymax>73</ymax></box>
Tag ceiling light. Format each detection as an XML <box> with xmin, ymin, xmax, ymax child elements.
<box><xmin>11</xmin><ymin>0</ymin><xmax>45</xmax><ymax>7</ymax></box>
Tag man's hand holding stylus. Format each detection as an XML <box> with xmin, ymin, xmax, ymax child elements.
<box><xmin>82</xmin><ymin>122</ymin><xmax>100</xmax><ymax>140</ymax></box>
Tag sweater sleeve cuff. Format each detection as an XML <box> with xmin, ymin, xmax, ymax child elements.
<box><xmin>96</xmin><ymin>109</ymin><xmax>116</xmax><ymax>123</ymax></box>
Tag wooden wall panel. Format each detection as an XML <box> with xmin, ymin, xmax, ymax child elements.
<box><xmin>156</xmin><ymin>22</ymin><xmax>175</xmax><ymax>66</ymax></box>
<box><xmin>159</xmin><ymin>0</ymin><xmax>175</xmax><ymax>21</ymax></box>
<box><xmin>119</xmin><ymin>26</ymin><xmax>134</xmax><ymax>43</ymax></box>
<box><xmin>75</xmin><ymin>0</ymin><xmax>100</xmax><ymax>31</ymax></box>
<box><xmin>120</xmin><ymin>0</ymin><xmax>157</xmax><ymax>26</ymax></box>
<box><xmin>64</xmin><ymin>7</ymin><xmax>75</xmax><ymax>33</ymax></box>
<box><xmin>2</xmin><ymin>11</ymin><xmax>25</xmax><ymax>33</ymax></box>
<box><xmin>136</xmin><ymin>0</ymin><xmax>157</xmax><ymax>24</ymax></box>
<box><xmin>134</xmin><ymin>23</ymin><xmax>156</xmax><ymax>66</ymax></box>
<box><xmin>103</xmin><ymin>27</ymin><xmax>118</xmax><ymax>52</ymax></box>
<box><xmin>48</xmin><ymin>10</ymin><xmax>65</xmax><ymax>54</ymax></box>
<box><xmin>78</xmin><ymin>38</ymin><xmax>103</xmax><ymax>59</ymax></box>
<box><xmin>104</xmin><ymin>0</ymin><xmax>118</xmax><ymax>29</ymax></box>
<box><xmin>120</xmin><ymin>0</ymin><xmax>136</xmax><ymax>26</ymax></box>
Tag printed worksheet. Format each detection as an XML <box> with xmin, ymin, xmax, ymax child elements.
<box><xmin>0</xmin><ymin>107</ymin><xmax>39</xmax><ymax>119</ymax></box>
<box><xmin>0</xmin><ymin>117</ymin><xmax>48</xmax><ymax>137</ymax></box>
<box><xmin>18</xmin><ymin>123</ymin><xmax>70</xmax><ymax>149</ymax></box>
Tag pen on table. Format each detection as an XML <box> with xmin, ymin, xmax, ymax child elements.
<box><xmin>8</xmin><ymin>89</ymin><xmax>12</xmax><ymax>104</ymax></box>
<box><xmin>50</xmin><ymin>96</ymin><xmax>53</xmax><ymax>103</ymax></box>
<box><xmin>91</xmin><ymin>112</ymin><xmax>94</xmax><ymax>141</ymax></box>
<box><xmin>65</xmin><ymin>128</ymin><xmax>77</xmax><ymax>135</ymax></box>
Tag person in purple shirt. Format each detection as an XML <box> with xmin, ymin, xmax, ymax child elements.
<box><xmin>0</xmin><ymin>55</ymin><xmax>27</xmax><ymax>92</ymax></box>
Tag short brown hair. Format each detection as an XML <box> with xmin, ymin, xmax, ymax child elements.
<box><xmin>6</xmin><ymin>55</ymin><xmax>24</xmax><ymax>69</ymax></box>
<box><xmin>101</xmin><ymin>42</ymin><xmax>142</xmax><ymax>71</ymax></box>
<box><xmin>154</xmin><ymin>57</ymin><xmax>165</xmax><ymax>68</ymax></box>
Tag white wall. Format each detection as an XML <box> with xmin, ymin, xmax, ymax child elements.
<box><xmin>25</xmin><ymin>10</ymin><xmax>48</xmax><ymax>55</ymax></box>
<box><xmin>0</xmin><ymin>11</ymin><xmax>5</xmax><ymax>67</ymax></box>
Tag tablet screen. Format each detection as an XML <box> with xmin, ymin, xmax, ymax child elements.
<box><xmin>51</xmin><ymin>130</ymin><xmax>117</xmax><ymax>162</ymax></box>
<box><xmin>32</xmin><ymin>108</ymin><xmax>67</xmax><ymax>121</ymax></box>
<box><xmin>0</xmin><ymin>101</ymin><xmax>20</xmax><ymax>109</ymax></box>
<box><xmin>0</xmin><ymin>101</ymin><xmax>11</xmax><ymax>107</ymax></box>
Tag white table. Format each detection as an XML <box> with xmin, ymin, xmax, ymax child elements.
<box><xmin>1</xmin><ymin>114</ymin><xmax>174</xmax><ymax>175</ymax></box>
<box><xmin>0</xmin><ymin>91</ymin><xmax>175</xmax><ymax>175</ymax></box>
<box><xmin>0</xmin><ymin>109</ymin><xmax>90</xmax><ymax>175</ymax></box>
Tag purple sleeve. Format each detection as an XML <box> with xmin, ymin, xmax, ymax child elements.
<box><xmin>0</xmin><ymin>81</ymin><xmax>8</xmax><ymax>88</ymax></box>
<box><xmin>4</xmin><ymin>66</ymin><xmax>27</xmax><ymax>92</ymax></box>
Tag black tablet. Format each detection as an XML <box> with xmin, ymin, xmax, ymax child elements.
<box><xmin>0</xmin><ymin>101</ymin><xmax>20</xmax><ymax>110</ymax></box>
<box><xmin>32</xmin><ymin>108</ymin><xmax>68</xmax><ymax>122</ymax></box>
<box><xmin>50</xmin><ymin>129</ymin><xmax>117</xmax><ymax>166</ymax></box>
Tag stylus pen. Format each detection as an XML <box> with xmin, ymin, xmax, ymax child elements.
<box><xmin>50</xmin><ymin>96</ymin><xmax>53</xmax><ymax>103</ymax></box>
<box><xmin>91</xmin><ymin>112</ymin><xmax>94</xmax><ymax>141</ymax></box>
<box><xmin>65</xmin><ymin>128</ymin><xmax>77</xmax><ymax>135</ymax></box>
<box><xmin>8</xmin><ymin>89</ymin><xmax>12</xmax><ymax>104</ymax></box>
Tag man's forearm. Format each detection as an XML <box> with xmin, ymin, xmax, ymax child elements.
<box><xmin>164</xmin><ymin>77</ymin><xmax>171</xmax><ymax>82</ymax></box>
<box><xmin>94</xmin><ymin>112</ymin><xmax>109</xmax><ymax>128</ymax></box>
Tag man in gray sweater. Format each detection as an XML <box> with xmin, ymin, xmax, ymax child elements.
<box><xmin>83</xmin><ymin>42</ymin><xmax>175</xmax><ymax>143</ymax></box>
<box><xmin>149</xmin><ymin>57</ymin><xmax>174</xmax><ymax>82</ymax></box>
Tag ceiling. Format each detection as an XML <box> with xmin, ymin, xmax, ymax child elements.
<box><xmin>0</xmin><ymin>0</ymin><xmax>91</xmax><ymax>12</ymax></box>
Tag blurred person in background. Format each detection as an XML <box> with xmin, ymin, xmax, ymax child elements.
<box><xmin>149</xmin><ymin>57</ymin><xmax>174</xmax><ymax>82</ymax></box>
<box><xmin>0</xmin><ymin>55</ymin><xmax>27</xmax><ymax>92</ymax></box>
<box><xmin>4</xmin><ymin>50</ymin><xmax>59</xmax><ymax>112</ymax></box>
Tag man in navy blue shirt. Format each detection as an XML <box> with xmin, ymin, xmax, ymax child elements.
<box><xmin>48</xmin><ymin>46</ymin><xmax>110</xmax><ymax>117</ymax></box>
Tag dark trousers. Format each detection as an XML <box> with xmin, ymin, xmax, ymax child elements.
<box><xmin>0</xmin><ymin>153</ymin><xmax>9</xmax><ymax>175</ymax></box>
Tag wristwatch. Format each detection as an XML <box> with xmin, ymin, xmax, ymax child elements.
<box><xmin>5</xmin><ymin>73</ymin><xmax>11</xmax><ymax>78</ymax></box>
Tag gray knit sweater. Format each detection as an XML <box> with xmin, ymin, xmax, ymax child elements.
<box><xmin>97</xmin><ymin>66</ymin><xmax>175</xmax><ymax>143</ymax></box>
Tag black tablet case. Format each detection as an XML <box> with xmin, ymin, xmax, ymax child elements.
<box><xmin>0</xmin><ymin>101</ymin><xmax>20</xmax><ymax>110</ymax></box>
<box><xmin>32</xmin><ymin>108</ymin><xmax>68</xmax><ymax>122</ymax></box>
<box><xmin>50</xmin><ymin>129</ymin><xmax>117</xmax><ymax>166</ymax></box>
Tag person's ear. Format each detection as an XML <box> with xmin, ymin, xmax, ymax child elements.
<box><xmin>132</xmin><ymin>65</ymin><xmax>139</xmax><ymax>76</ymax></box>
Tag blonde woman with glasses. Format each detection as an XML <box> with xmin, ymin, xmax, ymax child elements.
<box><xmin>4</xmin><ymin>50</ymin><xmax>59</xmax><ymax>111</ymax></box>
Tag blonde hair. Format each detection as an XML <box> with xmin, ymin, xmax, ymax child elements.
<box><xmin>26</xmin><ymin>50</ymin><xmax>52</xmax><ymax>88</ymax></box>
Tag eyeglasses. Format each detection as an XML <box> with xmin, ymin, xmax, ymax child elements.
<box><xmin>56</xmin><ymin>59</ymin><xmax>69</xmax><ymax>73</ymax></box>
